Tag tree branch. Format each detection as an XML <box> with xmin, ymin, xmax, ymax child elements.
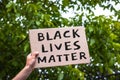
<box><xmin>17</xmin><ymin>35</ymin><xmax>28</xmax><ymax>46</ymax></box>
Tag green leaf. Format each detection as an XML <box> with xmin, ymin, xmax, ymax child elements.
<box><xmin>90</xmin><ymin>38</ymin><xmax>95</xmax><ymax>46</ymax></box>
<box><xmin>58</xmin><ymin>72</ymin><xmax>64</xmax><ymax>80</ymax></box>
<box><xmin>36</xmin><ymin>21</ymin><xmax>40</xmax><ymax>26</ymax></box>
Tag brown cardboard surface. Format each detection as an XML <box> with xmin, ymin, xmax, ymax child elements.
<box><xmin>29</xmin><ymin>27</ymin><xmax>90</xmax><ymax>68</ymax></box>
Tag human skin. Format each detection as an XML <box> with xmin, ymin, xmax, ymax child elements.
<box><xmin>12</xmin><ymin>52</ymin><xmax>39</xmax><ymax>80</ymax></box>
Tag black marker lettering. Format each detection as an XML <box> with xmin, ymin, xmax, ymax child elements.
<box><xmin>49</xmin><ymin>55</ymin><xmax>55</xmax><ymax>63</ymax></box>
<box><xmin>38</xmin><ymin>56</ymin><xmax>46</xmax><ymax>63</ymax></box>
<box><xmin>71</xmin><ymin>52</ymin><xmax>77</xmax><ymax>60</ymax></box>
<box><xmin>54</xmin><ymin>31</ymin><xmax>61</xmax><ymax>39</ymax></box>
<box><xmin>65</xmin><ymin>41</ymin><xmax>72</xmax><ymax>50</ymax></box>
<box><xmin>46</xmin><ymin>32</ymin><xmax>53</xmax><ymax>40</ymax></box>
<box><xmin>74</xmin><ymin>41</ymin><xmax>80</xmax><ymax>50</ymax></box>
<box><xmin>73</xmin><ymin>29</ymin><xmax>80</xmax><ymax>38</ymax></box>
<box><xmin>64</xmin><ymin>30</ymin><xmax>70</xmax><ymax>38</ymax></box>
<box><xmin>38</xmin><ymin>33</ymin><xmax>44</xmax><ymax>41</ymax></box>
<box><xmin>42</xmin><ymin>44</ymin><xmax>48</xmax><ymax>53</ymax></box>
<box><xmin>80</xmin><ymin>52</ymin><xmax>86</xmax><ymax>59</ymax></box>
<box><xmin>54</xmin><ymin>43</ymin><xmax>62</xmax><ymax>50</ymax></box>
<box><xmin>64</xmin><ymin>54</ymin><xmax>70</xmax><ymax>61</ymax></box>
<box><xmin>56</xmin><ymin>55</ymin><xmax>62</xmax><ymax>62</ymax></box>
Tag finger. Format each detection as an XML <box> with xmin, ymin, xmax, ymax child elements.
<box><xmin>31</xmin><ymin>52</ymin><xmax>39</xmax><ymax>58</ymax></box>
<box><xmin>27</xmin><ymin>53</ymin><xmax>32</xmax><ymax>58</ymax></box>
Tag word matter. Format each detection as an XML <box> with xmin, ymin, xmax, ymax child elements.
<box><xmin>38</xmin><ymin>52</ymin><xmax>86</xmax><ymax>63</ymax></box>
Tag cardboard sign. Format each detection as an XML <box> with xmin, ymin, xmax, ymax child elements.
<box><xmin>29</xmin><ymin>27</ymin><xmax>90</xmax><ymax>68</ymax></box>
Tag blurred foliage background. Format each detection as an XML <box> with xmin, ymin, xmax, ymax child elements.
<box><xmin>0</xmin><ymin>0</ymin><xmax>120</xmax><ymax>80</ymax></box>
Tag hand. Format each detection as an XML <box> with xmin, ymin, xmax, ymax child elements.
<box><xmin>12</xmin><ymin>52</ymin><xmax>39</xmax><ymax>80</ymax></box>
<box><xmin>25</xmin><ymin>52</ymin><xmax>39</xmax><ymax>70</ymax></box>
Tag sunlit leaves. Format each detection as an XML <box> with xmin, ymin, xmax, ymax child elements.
<box><xmin>0</xmin><ymin>0</ymin><xmax>120</xmax><ymax>80</ymax></box>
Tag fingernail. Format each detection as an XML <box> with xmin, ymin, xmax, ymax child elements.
<box><xmin>34</xmin><ymin>51</ymin><xmax>39</xmax><ymax>54</ymax></box>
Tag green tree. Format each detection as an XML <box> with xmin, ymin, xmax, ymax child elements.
<box><xmin>0</xmin><ymin>0</ymin><xmax>120</xmax><ymax>80</ymax></box>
